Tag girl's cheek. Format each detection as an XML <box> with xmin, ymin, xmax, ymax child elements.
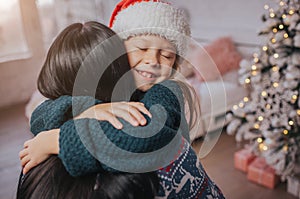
<box><xmin>127</xmin><ymin>54</ymin><xmax>137</xmax><ymax>68</ymax></box>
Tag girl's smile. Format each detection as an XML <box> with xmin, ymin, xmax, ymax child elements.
<box><xmin>134</xmin><ymin>68</ymin><xmax>158</xmax><ymax>79</ymax></box>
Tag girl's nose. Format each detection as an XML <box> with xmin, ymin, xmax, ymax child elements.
<box><xmin>143</xmin><ymin>49</ymin><xmax>159</xmax><ymax>67</ymax></box>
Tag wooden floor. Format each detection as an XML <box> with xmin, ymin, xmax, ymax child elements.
<box><xmin>0</xmin><ymin>103</ymin><xmax>297</xmax><ymax>199</ymax></box>
<box><xmin>0</xmin><ymin>103</ymin><xmax>32</xmax><ymax>199</ymax></box>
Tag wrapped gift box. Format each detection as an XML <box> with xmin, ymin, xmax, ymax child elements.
<box><xmin>234</xmin><ymin>148</ymin><xmax>256</xmax><ymax>172</ymax></box>
<box><xmin>247</xmin><ymin>157</ymin><xmax>280</xmax><ymax>189</ymax></box>
<box><xmin>287</xmin><ymin>174</ymin><xmax>300</xmax><ymax>198</ymax></box>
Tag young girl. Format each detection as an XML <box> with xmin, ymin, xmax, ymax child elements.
<box><xmin>17</xmin><ymin>21</ymin><xmax>159</xmax><ymax>199</ymax></box>
<box><xmin>20</xmin><ymin>0</ymin><xmax>225</xmax><ymax>198</ymax></box>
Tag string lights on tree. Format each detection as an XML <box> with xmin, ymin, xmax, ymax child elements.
<box><xmin>226</xmin><ymin>0</ymin><xmax>300</xmax><ymax>180</ymax></box>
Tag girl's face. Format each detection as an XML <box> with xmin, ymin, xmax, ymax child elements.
<box><xmin>124</xmin><ymin>35</ymin><xmax>176</xmax><ymax>91</ymax></box>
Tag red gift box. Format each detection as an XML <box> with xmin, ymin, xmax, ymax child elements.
<box><xmin>247</xmin><ymin>157</ymin><xmax>280</xmax><ymax>189</ymax></box>
<box><xmin>234</xmin><ymin>148</ymin><xmax>256</xmax><ymax>172</ymax></box>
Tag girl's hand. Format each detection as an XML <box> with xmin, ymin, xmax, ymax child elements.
<box><xmin>19</xmin><ymin>129</ymin><xmax>59</xmax><ymax>174</ymax></box>
<box><xmin>75</xmin><ymin>102</ymin><xmax>152</xmax><ymax>129</ymax></box>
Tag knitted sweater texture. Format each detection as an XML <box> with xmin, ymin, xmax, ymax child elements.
<box><xmin>31</xmin><ymin>80</ymin><xmax>189</xmax><ymax>176</ymax></box>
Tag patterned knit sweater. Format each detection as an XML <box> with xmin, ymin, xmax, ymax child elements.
<box><xmin>156</xmin><ymin>138</ymin><xmax>225</xmax><ymax>199</ymax></box>
<box><xmin>31</xmin><ymin>80</ymin><xmax>190</xmax><ymax>175</ymax></box>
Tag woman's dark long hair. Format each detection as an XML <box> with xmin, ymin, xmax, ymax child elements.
<box><xmin>17</xmin><ymin>156</ymin><xmax>159</xmax><ymax>199</ymax></box>
<box><xmin>94</xmin><ymin>171</ymin><xmax>159</xmax><ymax>199</ymax></box>
<box><xmin>37</xmin><ymin>21</ymin><xmax>135</xmax><ymax>102</ymax></box>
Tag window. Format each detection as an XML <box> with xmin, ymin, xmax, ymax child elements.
<box><xmin>0</xmin><ymin>0</ymin><xmax>30</xmax><ymax>62</ymax></box>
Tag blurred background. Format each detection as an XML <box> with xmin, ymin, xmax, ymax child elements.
<box><xmin>1</xmin><ymin>0</ymin><xmax>298</xmax><ymax>199</ymax></box>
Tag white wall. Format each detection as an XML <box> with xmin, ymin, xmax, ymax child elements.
<box><xmin>170</xmin><ymin>0</ymin><xmax>272</xmax><ymax>57</ymax></box>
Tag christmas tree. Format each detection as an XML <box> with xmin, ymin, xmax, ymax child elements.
<box><xmin>226</xmin><ymin>0</ymin><xmax>300</xmax><ymax>180</ymax></box>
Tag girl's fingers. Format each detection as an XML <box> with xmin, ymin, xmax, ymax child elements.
<box><xmin>23</xmin><ymin>140</ymin><xmax>30</xmax><ymax>148</ymax></box>
<box><xmin>105</xmin><ymin>113</ymin><xmax>123</xmax><ymax>129</ymax></box>
<box><xmin>20</xmin><ymin>155</ymin><xmax>30</xmax><ymax>167</ymax></box>
<box><xmin>114</xmin><ymin>102</ymin><xmax>149</xmax><ymax>126</ymax></box>
<box><xmin>24</xmin><ymin>158</ymin><xmax>40</xmax><ymax>174</ymax></box>
<box><xmin>115</xmin><ymin>109</ymin><xmax>140</xmax><ymax>126</ymax></box>
<box><xmin>95</xmin><ymin>110</ymin><xmax>123</xmax><ymax>129</ymax></box>
<box><xmin>93</xmin><ymin>102</ymin><xmax>151</xmax><ymax>127</ymax></box>
<box><xmin>126</xmin><ymin>106</ymin><xmax>147</xmax><ymax>126</ymax></box>
<box><xmin>22</xmin><ymin>167</ymin><xmax>27</xmax><ymax>175</ymax></box>
<box><xmin>19</xmin><ymin>149</ymin><xmax>28</xmax><ymax>160</ymax></box>
<box><xmin>109</xmin><ymin>118</ymin><xmax>123</xmax><ymax>129</ymax></box>
<box><xmin>23</xmin><ymin>160</ymin><xmax>36</xmax><ymax>174</ymax></box>
<box><xmin>130</xmin><ymin>102</ymin><xmax>152</xmax><ymax>118</ymax></box>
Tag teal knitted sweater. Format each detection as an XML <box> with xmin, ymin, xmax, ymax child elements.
<box><xmin>30</xmin><ymin>80</ymin><xmax>190</xmax><ymax>176</ymax></box>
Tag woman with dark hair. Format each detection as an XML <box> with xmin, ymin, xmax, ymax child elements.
<box><xmin>17</xmin><ymin>21</ymin><xmax>158</xmax><ymax>199</ymax></box>
<box><xmin>17</xmin><ymin>156</ymin><xmax>158</xmax><ymax>199</ymax></box>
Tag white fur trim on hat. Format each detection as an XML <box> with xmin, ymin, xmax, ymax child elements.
<box><xmin>111</xmin><ymin>1</ymin><xmax>191</xmax><ymax>57</ymax></box>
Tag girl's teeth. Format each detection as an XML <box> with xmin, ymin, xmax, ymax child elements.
<box><xmin>140</xmin><ymin>71</ymin><xmax>153</xmax><ymax>78</ymax></box>
<box><xmin>145</xmin><ymin>72</ymin><xmax>152</xmax><ymax>78</ymax></box>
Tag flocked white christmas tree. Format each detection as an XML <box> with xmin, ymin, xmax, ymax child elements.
<box><xmin>226</xmin><ymin>0</ymin><xmax>300</xmax><ymax>180</ymax></box>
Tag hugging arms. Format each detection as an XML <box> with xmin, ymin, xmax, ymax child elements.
<box><xmin>21</xmin><ymin>80</ymin><xmax>190</xmax><ymax>176</ymax></box>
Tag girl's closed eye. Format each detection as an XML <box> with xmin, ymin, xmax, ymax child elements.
<box><xmin>134</xmin><ymin>43</ymin><xmax>148</xmax><ymax>51</ymax></box>
<box><xmin>160</xmin><ymin>51</ymin><xmax>175</xmax><ymax>59</ymax></box>
<box><xmin>137</xmin><ymin>46</ymin><xmax>147</xmax><ymax>51</ymax></box>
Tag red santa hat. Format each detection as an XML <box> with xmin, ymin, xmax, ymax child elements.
<box><xmin>109</xmin><ymin>0</ymin><xmax>191</xmax><ymax>57</ymax></box>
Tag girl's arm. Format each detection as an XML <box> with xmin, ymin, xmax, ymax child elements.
<box><xmin>23</xmin><ymin>80</ymin><xmax>188</xmax><ymax>176</ymax></box>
